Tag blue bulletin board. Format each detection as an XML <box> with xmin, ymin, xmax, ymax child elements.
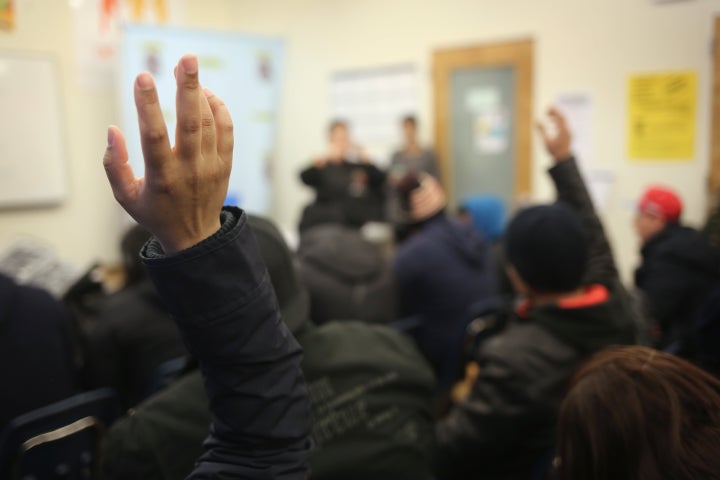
<box><xmin>121</xmin><ymin>25</ymin><xmax>285</xmax><ymax>215</ymax></box>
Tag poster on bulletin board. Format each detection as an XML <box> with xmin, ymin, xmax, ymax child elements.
<box><xmin>627</xmin><ymin>71</ymin><xmax>697</xmax><ymax>161</ymax></box>
<box><xmin>0</xmin><ymin>0</ymin><xmax>14</xmax><ymax>31</ymax></box>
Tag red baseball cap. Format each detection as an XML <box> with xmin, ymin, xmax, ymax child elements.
<box><xmin>638</xmin><ymin>186</ymin><xmax>683</xmax><ymax>222</ymax></box>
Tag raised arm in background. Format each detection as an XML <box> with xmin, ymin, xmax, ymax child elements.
<box><xmin>537</xmin><ymin>108</ymin><xmax>620</xmax><ymax>286</ymax></box>
<box><xmin>102</xmin><ymin>53</ymin><xmax>312</xmax><ymax>479</ymax></box>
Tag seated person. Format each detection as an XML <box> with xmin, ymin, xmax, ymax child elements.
<box><xmin>634</xmin><ymin>185</ymin><xmax>720</xmax><ymax>351</ymax></box>
<box><xmin>457</xmin><ymin>194</ymin><xmax>506</xmax><ymax>244</ymax></box>
<box><xmin>297</xmin><ymin>224</ymin><xmax>396</xmax><ymax>324</ymax></box>
<box><xmin>434</xmin><ymin>109</ymin><xmax>637</xmax><ymax>480</ymax></box>
<box><xmin>458</xmin><ymin>194</ymin><xmax>512</xmax><ymax>294</ymax></box>
<box><xmin>0</xmin><ymin>273</ymin><xmax>77</xmax><ymax>427</ymax></box>
<box><xmin>102</xmin><ymin>53</ymin><xmax>311</xmax><ymax>477</ymax></box>
<box><xmin>299</xmin><ymin>120</ymin><xmax>386</xmax><ymax>232</ymax></box>
<box><xmin>556</xmin><ymin>345</ymin><xmax>720</xmax><ymax>480</ymax></box>
<box><xmin>82</xmin><ymin>224</ymin><xmax>187</xmax><ymax>408</ymax></box>
<box><xmin>101</xmin><ymin>215</ymin><xmax>435</xmax><ymax>480</ymax></box>
<box><xmin>393</xmin><ymin>175</ymin><xmax>498</xmax><ymax>376</ymax></box>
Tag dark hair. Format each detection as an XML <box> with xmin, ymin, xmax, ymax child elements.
<box><xmin>120</xmin><ymin>224</ymin><xmax>152</xmax><ymax>287</ymax></box>
<box><xmin>556</xmin><ymin>346</ymin><xmax>720</xmax><ymax>480</ymax></box>
<box><xmin>402</xmin><ymin>114</ymin><xmax>417</xmax><ymax>126</ymax></box>
<box><xmin>327</xmin><ymin>119</ymin><xmax>348</xmax><ymax>136</ymax></box>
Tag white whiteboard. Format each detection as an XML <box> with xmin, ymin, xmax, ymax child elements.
<box><xmin>0</xmin><ymin>54</ymin><xmax>67</xmax><ymax>207</ymax></box>
<box><xmin>331</xmin><ymin>65</ymin><xmax>419</xmax><ymax>167</ymax></box>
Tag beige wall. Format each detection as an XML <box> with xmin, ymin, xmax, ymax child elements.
<box><xmin>1</xmin><ymin>0</ymin><xmax>718</xmax><ymax>282</ymax></box>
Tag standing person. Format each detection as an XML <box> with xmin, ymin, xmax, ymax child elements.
<box><xmin>388</xmin><ymin>115</ymin><xmax>441</xmax><ymax>182</ymax></box>
<box><xmin>102</xmin><ymin>53</ymin><xmax>312</xmax><ymax>478</ymax></box>
<box><xmin>634</xmin><ymin>185</ymin><xmax>720</xmax><ymax>351</ymax></box>
<box><xmin>434</xmin><ymin>109</ymin><xmax>636</xmax><ymax>480</ymax></box>
<box><xmin>387</xmin><ymin>116</ymin><xmax>441</xmax><ymax>227</ymax></box>
<box><xmin>299</xmin><ymin>120</ymin><xmax>386</xmax><ymax>232</ymax></box>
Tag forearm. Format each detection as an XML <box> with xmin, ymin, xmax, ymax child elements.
<box><xmin>142</xmin><ymin>207</ymin><xmax>311</xmax><ymax>479</ymax></box>
<box><xmin>548</xmin><ymin>158</ymin><xmax>619</xmax><ymax>283</ymax></box>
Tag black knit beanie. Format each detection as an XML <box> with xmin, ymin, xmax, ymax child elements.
<box><xmin>504</xmin><ymin>202</ymin><xmax>588</xmax><ymax>293</ymax></box>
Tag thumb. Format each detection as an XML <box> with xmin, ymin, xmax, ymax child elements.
<box><xmin>103</xmin><ymin>125</ymin><xmax>139</xmax><ymax>208</ymax></box>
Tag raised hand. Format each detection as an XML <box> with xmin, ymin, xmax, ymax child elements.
<box><xmin>410</xmin><ymin>174</ymin><xmax>447</xmax><ymax>222</ymax></box>
<box><xmin>536</xmin><ymin>107</ymin><xmax>572</xmax><ymax>162</ymax></box>
<box><xmin>103</xmin><ymin>54</ymin><xmax>233</xmax><ymax>255</ymax></box>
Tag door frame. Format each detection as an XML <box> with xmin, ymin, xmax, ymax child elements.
<box><xmin>709</xmin><ymin>17</ymin><xmax>720</xmax><ymax>206</ymax></box>
<box><xmin>433</xmin><ymin>39</ymin><xmax>534</xmax><ymax>203</ymax></box>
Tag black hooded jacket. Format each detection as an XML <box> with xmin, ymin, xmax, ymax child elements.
<box><xmin>635</xmin><ymin>223</ymin><xmax>720</xmax><ymax>348</ymax></box>
<box><xmin>298</xmin><ymin>224</ymin><xmax>396</xmax><ymax>325</ymax></box>
<box><xmin>435</xmin><ymin>158</ymin><xmax>637</xmax><ymax>480</ymax></box>
<box><xmin>394</xmin><ymin>213</ymin><xmax>498</xmax><ymax>374</ymax></box>
<box><xmin>0</xmin><ymin>274</ymin><xmax>77</xmax><ymax>427</ymax></box>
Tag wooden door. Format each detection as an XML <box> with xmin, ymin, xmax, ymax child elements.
<box><xmin>433</xmin><ymin>40</ymin><xmax>533</xmax><ymax>206</ymax></box>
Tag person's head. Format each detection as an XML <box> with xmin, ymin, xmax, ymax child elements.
<box><xmin>120</xmin><ymin>224</ymin><xmax>152</xmax><ymax>287</ymax></box>
<box><xmin>401</xmin><ymin>115</ymin><xmax>418</xmax><ymax>144</ymax></box>
<box><xmin>504</xmin><ymin>203</ymin><xmax>588</xmax><ymax>296</ymax></box>
<box><xmin>556</xmin><ymin>346</ymin><xmax>720</xmax><ymax>480</ymax></box>
<box><xmin>459</xmin><ymin>195</ymin><xmax>506</xmax><ymax>242</ymax></box>
<box><xmin>327</xmin><ymin>119</ymin><xmax>350</xmax><ymax>153</ymax></box>
<box><xmin>247</xmin><ymin>215</ymin><xmax>310</xmax><ymax>334</ymax></box>
<box><xmin>634</xmin><ymin>186</ymin><xmax>682</xmax><ymax>244</ymax></box>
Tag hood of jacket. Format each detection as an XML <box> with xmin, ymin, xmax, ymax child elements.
<box><xmin>418</xmin><ymin>213</ymin><xmax>490</xmax><ymax>269</ymax></box>
<box><xmin>529</xmin><ymin>283</ymin><xmax>636</xmax><ymax>354</ymax></box>
<box><xmin>298</xmin><ymin>224</ymin><xmax>384</xmax><ymax>282</ymax></box>
<box><xmin>640</xmin><ymin>224</ymin><xmax>720</xmax><ymax>277</ymax></box>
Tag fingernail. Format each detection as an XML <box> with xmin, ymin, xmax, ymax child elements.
<box><xmin>203</xmin><ymin>87</ymin><xmax>214</xmax><ymax>98</ymax></box>
<box><xmin>137</xmin><ymin>72</ymin><xmax>154</xmax><ymax>90</ymax></box>
<box><xmin>107</xmin><ymin>126</ymin><xmax>115</xmax><ymax>147</ymax></box>
<box><xmin>173</xmin><ymin>65</ymin><xmax>178</xmax><ymax>79</ymax></box>
<box><xmin>181</xmin><ymin>55</ymin><xmax>198</xmax><ymax>74</ymax></box>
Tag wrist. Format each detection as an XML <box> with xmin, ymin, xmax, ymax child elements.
<box><xmin>158</xmin><ymin>220</ymin><xmax>223</xmax><ymax>255</ymax></box>
<box><xmin>553</xmin><ymin>152</ymin><xmax>573</xmax><ymax>163</ymax></box>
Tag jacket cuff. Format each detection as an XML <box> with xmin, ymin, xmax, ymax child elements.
<box><xmin>140</xmin><ymin>207</ymin><xmax>266</xmax><ymax>322</ymax></box>
<box><xmin>547</xmin><ymin>156</ymin><xmax>578</xmax><ymax>177</ymax></box>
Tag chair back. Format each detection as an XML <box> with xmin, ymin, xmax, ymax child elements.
<box><xmin>0</xmin><ymin>388</ymin><xmax>118</xmax><ymax>480</ymax></box>
<box><xmin>144</xmin><ymin>356</ymin><xmax>189</xmax><ymax>399</ymax></box>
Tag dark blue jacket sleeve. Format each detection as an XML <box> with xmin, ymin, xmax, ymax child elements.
<box><xmin>141</xmin><ymin>207</ymin><xmax>312</xmax><ymax>479</ymax></box>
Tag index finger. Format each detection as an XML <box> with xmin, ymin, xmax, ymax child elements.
<box><xmin>135</xmin><ymin>72</ymin><xmax>172</xmax><ymax>173</ymax></box>
<box><xmin>175</xmin><ymin>54</ymin><xmax>202</xmax><ymax>160</ymax></box>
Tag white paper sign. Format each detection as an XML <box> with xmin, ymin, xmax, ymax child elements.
<box><xmin>555</xmin><ymin>93</ymin><xmax>616</xmax><ymax>211</ymax></box>
<box><xmin>331</xmin><ymin>65</ymin><xmax>419</xmax><ymax>166</ymax></box>
<box><xmin>555</xmin><ymin>92</ymin><xmax>593</xmax><ymax>171</ymax></box>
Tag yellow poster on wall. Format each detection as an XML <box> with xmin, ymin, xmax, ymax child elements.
<box><xmin>628</xmin><ymin>71</ymin><xmax>697</xmax><ymax>161</ymax></box>
<box><xmin>0</xmin><ymin>0</ymin><xmax>14</xmax><ymax>31</ymax></box>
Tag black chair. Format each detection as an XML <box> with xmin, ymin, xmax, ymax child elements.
<box><xmin>0</xmin><ymin>388</ymin><xmax>119</xmax><ymax>480</ymax></box>
<box><xmin>436</xmin><ymin>296</ymin><xmax>507</xmax><ymax>392</ymax></box>
<box><xmin>144</xmin><ymin>355</ymin><xmax>189</xmax><ymax>399</ymax></box>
